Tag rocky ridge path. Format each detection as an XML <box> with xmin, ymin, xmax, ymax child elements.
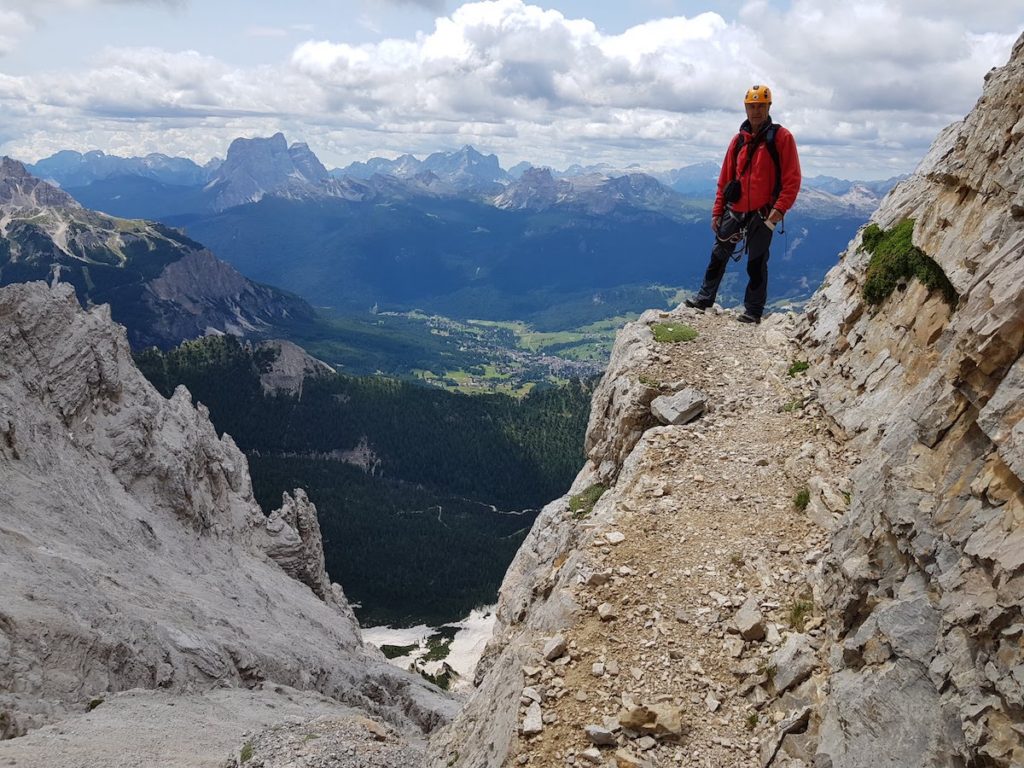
<box><xmin>505</xmin><ymin>306</ymin><xmax>851</xmax><ymax>768</ymax></box>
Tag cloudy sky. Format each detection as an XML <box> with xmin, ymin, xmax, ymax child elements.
<box><xmin>1</xmin><ymin>0</ymin><xmax>1022</xmax><ymax>179</ymax></box>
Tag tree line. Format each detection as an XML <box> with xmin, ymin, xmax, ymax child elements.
<box><xmin>135</xmin><ymin>335</ymin><xmax>594</xmax><ymax>625</ymax></box>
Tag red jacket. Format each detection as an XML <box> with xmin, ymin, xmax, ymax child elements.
<box><xmin>712</xmin><ymin>119</ymin><xmax>801</xmax><ymax>218</ymax></box>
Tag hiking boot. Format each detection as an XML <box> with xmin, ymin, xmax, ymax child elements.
<box><xmin>737</xmin><ymin>312</ymin><xmax>761</xmax><ymax>324</ymax></box>
<box><xmin>684</xmin><ymin>298</ymin><xmax>711</xmax><ymax>311</ymax></box>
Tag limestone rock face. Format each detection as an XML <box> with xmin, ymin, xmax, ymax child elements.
<box><xmin>799</xmin><ymin>32</ymin><xmax>1024</xmax><ymax>768</ymax></box>
<box><xmin>583</xmin><ymin>313</ymin><xmax>661</xmax><ymax>483</ymax></box>
<box><xmin>145</xmin><ymin>249</ymin><xmax>316</xmax><ymax>342</ymax></box>
<box><xmin>0</xmin><ymin>156</ymin><xmax>80</xmax><ymax>209</ymax></box>
<box><xmin>0</xmin><ymin>282</ymin><xmax>451</xmax><ymax>740</ymax></box>
<box><xmin>257</xmin><ymin>339</ymin><xmax>335</xmax><ymax>397</ymax></box>
<box><xmin>205</xmin><ymin>133</ymin><xmax>333</xmax><ymax>211</ymax></box>
<box><xmin>259</xmin><ymin>489</ymin><xmax>342</xmax><ymax>607</ymax></box>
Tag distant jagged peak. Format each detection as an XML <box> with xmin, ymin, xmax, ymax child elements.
<box><xmin>421</xmin><ymin>145</ymin><xmax>509</xmax><ymax>185</ymax></box>
<box><xmin>220</xmin><ymin>132</ymin><xmax>325</xmax><ymax>173</ymax></box>
<box><xmin>491</xmin><ymin>166</ymin><xmax>563</xmax><ymax>210</ymax></box>
<box><xmin>0</xmin><ymin>156</ymin><xmax>81</xmax><ymax>210</ymax></box>
<box><xmin>224</xmin><ymin>130</ymin><xmax>288</xmax><ymax>155</ymax></box>
<box><xmin>207</xmin><ymin>132</ymin><xmax>333</xmax><ymax>210</ymax></box>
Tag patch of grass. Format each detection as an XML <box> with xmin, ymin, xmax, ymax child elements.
<box><xmin>87</xmin><ymin>698</ymin><xmax>104</xmax><ymax>712</ymax></box>
<box><xmin>782</xmin><ymin>399</ymin><xmax>802</xmax><ymax>413</ymax></box>
<box><xmin>569</xmin><ymin>484</ymin><xmax>607</xmax><ymax>519</ymax></box>
<box><xmin>860</xmin><ymin>220</ymin><xmax>958</xmax><ymax>307</ymax></box>
<box><xmin>794</xmin><ymin>488</ymin><xmax>811</xmax><ymax>512</ymax></box>
<box><xmin>240</xmin><ymin>741</ymin><xmax>254</xmax><ymax>764</ymax></box>
<box><xmin>418</xmin><ymin>666</ymin><xmax>454</xmax><ymax>690</ymax></box>
<box><xmin>651</xmin><ymin>322</ymin><xmax>698</xmax><ymax>343</ymax></box>
<box><xmin>638</xmin><ymin>373</ymin><xmax>660</xmax><ymax>388</ymax></box>
<box><xmin>787</xmin><ymin>360</ymin><xmax>810</xmax><ymax>377</ymax></box>
<box><xmin>745</xmin><ymin>712</ymin><xmax>759</xmax><ymax>731</ymax></box>
<box><xmin>380</xmin><ymin>643</ymin><xmax>419</xmax><ymax>659</ymax></box>
<box><xmin>757</xmin><ymin>662</ymin><xmax>776</xmax><ymax>682</ymax></box>
<box><xmin>787</xmin><ymin>599</ymin><xmax>814</xmax><ymax>631</ymax></box>
<box><xmin>303</xmin><ymin>733</ymin><xmax>321</xmax><ymax>742</ymax></box>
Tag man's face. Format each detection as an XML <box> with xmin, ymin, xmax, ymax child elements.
<box><xmin>745</xmin><ymin>101</ymin><xmax>769</xmax><ymax>125</ymax></box>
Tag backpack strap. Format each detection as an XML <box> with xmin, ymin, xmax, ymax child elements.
<box><xmin>765</xmin><ymin>124</ymin><xmax>783</xmax><ymax>201</ymax></box>
<box><xmin>731</xmin><ymin>123</ymin><xmax>784</xmax><ymax>202</ymax></box>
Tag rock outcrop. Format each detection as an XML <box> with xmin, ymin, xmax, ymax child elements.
<box><xmin>795</xmin><ymin>31</ymin><xmax>1024</xmax><ymax>768</ymax></box>
<box><xmin>0</xmin><ymin>282</ymin><xmax>453</xmax><ymax>756</ymax></box>
<box><xmin>256</xmin><ymin>339</ymin><xmax>335</xmax><ymax>397</ymax></box>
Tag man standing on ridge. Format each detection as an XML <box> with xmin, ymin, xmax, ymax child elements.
<box><xmin>686</xmin><ymin>84</ymin><xmax>801</xmax><ymax>324</ymax></box>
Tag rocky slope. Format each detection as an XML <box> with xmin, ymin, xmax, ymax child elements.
<box><xmin>793</xmin><ymin>30</ymin><xmax>1024</xmax><ymax>768</ymax></box>
<box><xmin>0</xmin><ymin>281</ymin><xmax>454</xmax><ymax>764</ymax></box>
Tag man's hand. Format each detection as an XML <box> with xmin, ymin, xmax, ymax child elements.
<box><xmin>711</xmin><ymin>216</ymin><xmax>721</xmax><ymax>233</ymax></box>
<box><xmin>766</xmin><ymin>208</ymin><xmax>783</xmax><ymax>225</ymax></box>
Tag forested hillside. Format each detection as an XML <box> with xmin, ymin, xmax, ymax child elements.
<box><xmin>136</xmin><ymin>336</ymin><xmax>592</xmax><ymax>625</ymax></box>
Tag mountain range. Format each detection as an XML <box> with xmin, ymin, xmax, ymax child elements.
<box><xmin>0</xmin><ymin>157</ymin><xmax>314</xmax><ymax>349</ymax></box>
<box><xmin>28</xmin><ymin>136</ymin><xmax>901</xmax><ymax>219</ymax></box>
<box><xmin>16</xmin><ymin>135</ymin><xmax>879</xmax><ymax>331</ymax></box>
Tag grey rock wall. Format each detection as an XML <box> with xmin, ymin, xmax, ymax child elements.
<box><xmin>0</xmin><ymin>281</ymin><xmax>452</xmax><ymax>739</ymax></box>
<box><xmin>798</xmin><ymin>31</ymin><xmax>1024</xmax><ymax>768</ymax></box>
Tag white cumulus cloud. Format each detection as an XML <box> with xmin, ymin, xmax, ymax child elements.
<box><xmin>1</xmin><ymin>0</ymin><xmax>1021</xmax><ymax>179</ymax></box>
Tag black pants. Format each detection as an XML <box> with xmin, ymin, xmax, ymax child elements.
<box><xmin>694</xmin><ymin>212</ymin><xmax>773</xmax><ymax>318</ymax></box>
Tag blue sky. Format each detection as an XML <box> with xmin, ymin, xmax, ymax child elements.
<box><xmin>1</xmin><ymin>0</ymin><xmax>1022</xmax><ymax>178</ymax></box>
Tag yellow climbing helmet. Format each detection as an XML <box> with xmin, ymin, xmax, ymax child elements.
<box><xmin>744</xmin><ymin>84</ymin><xmax>772</xmax><ymax>104</ymax></box>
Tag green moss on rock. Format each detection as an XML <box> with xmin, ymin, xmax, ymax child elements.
<box><xmin>860</xmin><ymin>219</ymin><xmax>958</xmax><ymax>308</ymax></box>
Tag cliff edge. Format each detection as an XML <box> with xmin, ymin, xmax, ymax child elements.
<box><xmin>0</xmin><ymin>281</ymin><xmax>454</xmax><ymax>766</ymax></box>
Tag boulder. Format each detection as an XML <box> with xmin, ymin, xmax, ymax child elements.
<box><xmin>771</xmin><ymin>634</ymin><xmax>818</xmax><ymax>693</ymax></box>
<box><xmin>650</xmin><ymin>388</ymin><xmax>706</xmax><ymax>426</ymax></box>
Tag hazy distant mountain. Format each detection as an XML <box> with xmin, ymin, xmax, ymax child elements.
<box><xmin>803</xmin><ymin>174</ymin><xmax>904</xmax><ymax>197</ymax></box>
<box><xmin>794</xmin><ymin>184</ymin><xmax>894</xmax><ymax>218</ymax></box>
<box><xmin>31</xmin><ymin>138</ymin><xmax>903</xmax><ymax>223</ymax></box>
<box><xmin>507</xmin><ymin>161</ymin><xmax>534</xmax><ymax>179</ymax></box>
<box><xmin>0</xmin><ymin>156</ymin><xmax>315</xmax><ymax>348</ymax></box>
<box><xmin>334</xmin><ymin>153</ymin><xmax>422</xmax><ymax>180</ymax></box>
<box><xmin>654</xmin><ymin>161</ymin><xmax>721</xmax><ymax>196</ymax></box>
<box><xmin>334</xmin><ymin>146</ymin><xmax>509</xmax><ymax>191</ymax></box>
<box><xmin>420</xmin><ymin>146</ymin><xmax>509</xmax><ymax>188</ymax></box>
<box><xmin>203</xmin><ymin>132</ymin><xmax>339</xmax><ymax>211</ymax></box>
<box><xmin>29</xmin><ymin>149</ymin><xmax>214</xmax><ymax>188</ymax></box>
<box><xmin>18</xmin><ymin>136</ymin><xmax>894</xmax><ymax>328</ymax></box>
<box><xmin>491</xmin><ymin>167</ymin><xmax>564</xmax><ymax>210</ymax></box>
<box><xmin>493</xmin><ymin>167</ymin><xmax>702</xmax><ymax>219</ymax></box>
